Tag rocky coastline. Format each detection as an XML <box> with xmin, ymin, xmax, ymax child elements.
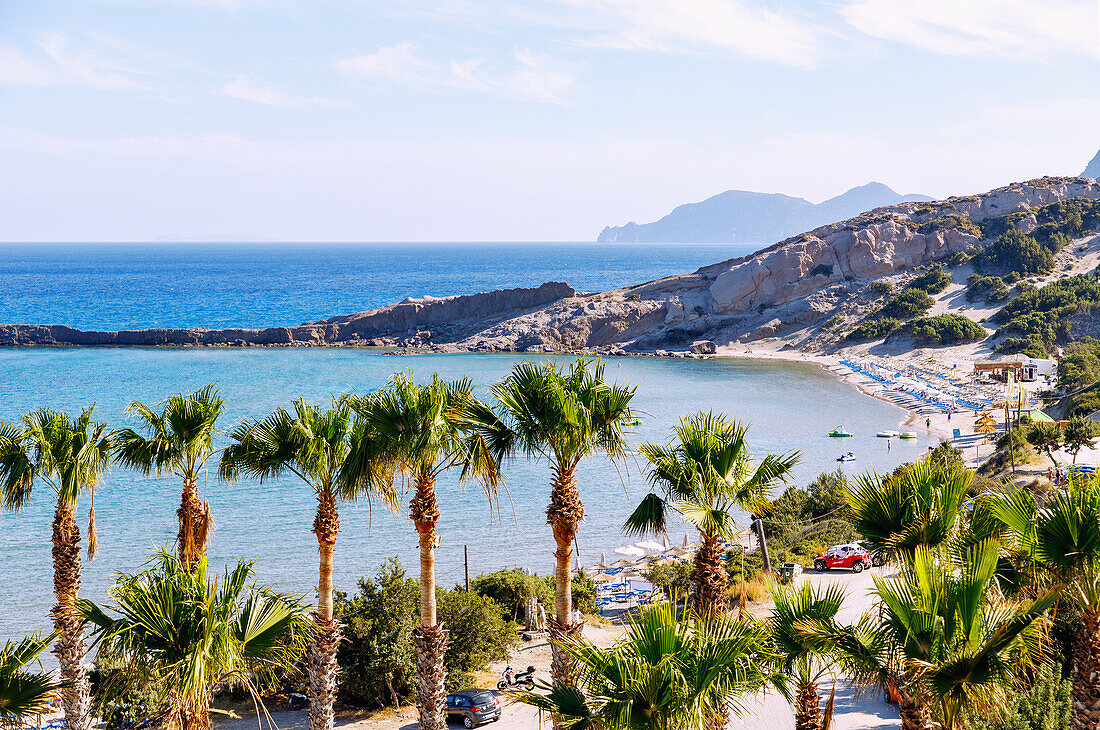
<box><xmin>4</xmin><ymin>176</ymin><xmax>1099</xmax><ymax>357</ymax></box>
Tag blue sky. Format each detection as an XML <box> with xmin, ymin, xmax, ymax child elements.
<box><xmin>1</xmin><ymin>0</ymin><xmax>1098</xmax><ymax>241</ymax></box>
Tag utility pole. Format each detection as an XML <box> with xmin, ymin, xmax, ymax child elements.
<box><xmin>753</xmin><ymin>518</ymin><xmax>771</xmax><ymax>573</ymax></box>
<box><xmin>464</xmin><ymin>545</ymin><xmax>469</xmax><ymax>591</ymax></box>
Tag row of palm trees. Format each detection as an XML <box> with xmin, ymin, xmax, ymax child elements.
<box><xmin>533</xmin><ymin>459</ymin><xmax>1100</xmax><ymax>730</ymax></box>
<box><xmin>0</xmin><ymin>358</ymin><xmax>642</xmax><ymax>730</ymax></box>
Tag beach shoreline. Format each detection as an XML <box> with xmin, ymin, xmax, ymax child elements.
<box><xmin>711</xmin><ymin>344</ymin><xmax>983</xmax><ymax>456</ymax></box>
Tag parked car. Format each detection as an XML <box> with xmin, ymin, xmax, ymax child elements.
<box><xmin>856</xmin><ymin>540</ymin><xmax>887</xmax><ymax>567</ymax></box>
<box><xmin>813</xmin><ymin>543</ymin><xmax>871</xmax><ymax>573</ymax></box>
<box><xmin>446</xmin><ymin>689</ymin><xmax>502</xmax><ymax>728</ymax></box>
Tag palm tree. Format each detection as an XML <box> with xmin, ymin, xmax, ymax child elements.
<box><xmin>0</xmin><ymin>407</ymin><xmax>111</xmax><ymax>730</ymax></box>
<box><xmin>0</xmin><ymin>632</ymin><xmax>64</xmax><ymax>729</ymax></box>
<box><xmin>765</xmin><ymin>581</ymin><xmax>844</xmax><ymax>730</ymax></box>
<box><xmin>219</xmin><ymin>398</ymin><xmax>395</xmax><ymax>730</ymax></box>
<box><xmin>343</xmin><ymin>373</ymin><xmax>502</xmax><ymax>730</ymax></box>
<box><xmin>111</xmin><ymin>384</ymin><xmax>224</xmax><ymax>569</ymax></box>
<box><xmin>805</xmin><ymin>540</ymin><xmax>1054</xmax><ymax>730</ymax></box>
<box><xmin>624</xmin><ymin>412</ymin><xmax>798</xmax><ymax>615</ymax></box>
<box><xmin>80</xmin><ymin>551</ymin><xmax>311</xmax><ymax>730</ymax></box>
<box><xmin>482</xmin><ymin>358</ymin><xmax>635</xmax><ymax>687</ymax></box>
<box><xmin>519</xmin><ymin>600</ymin><xmax>773</xmax><ymax>730</ymax></box>
<box><xmin>990</xmin><ymin>477</ymin><xmax>1100</xmax><ymax>730</ymax></box>
<box><xmin>845</xmin><ymin>458</ymin><xmax>971</xmax><ymax>563</ymax></box>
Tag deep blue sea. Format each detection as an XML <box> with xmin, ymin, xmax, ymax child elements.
<box><xmin>0</xmin><ymin>243</ymin><xmax>935</xmax><ymax>644</ymax></box>
<box><xmin>0</xmin><ymin>242</ymin><xmax>753</xmax><ymax>330</ymax></box>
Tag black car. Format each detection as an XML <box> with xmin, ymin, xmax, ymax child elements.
<box><xmin>445</xmin><ymin>689</ymin><xmax>501</xmax><ymax>728</ymax></box>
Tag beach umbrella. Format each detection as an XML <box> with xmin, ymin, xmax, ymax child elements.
<box><xmin>662</xmin><ymin>535</ymin><xmax>670</xmax><ymax>550</ymax></box>
<box><xmin>634</xmin><ymin>540</ymin><xmax>665</xmax><ymax>552</ymax></box>
<box><xmin>594</xmin><ymin>572</ymin><xmax>616</xmax><ymax>583</ymax></box>
<box><xmin>610</xmin><ymin>559</ymin><xmax>634</xmax><ymax>568</ymax></box>
<box><xmin>615</xmin><ymin>546</ymin><xmax>644</xmax><ymax>557</ymax></box>
<box><xmin>683</xmin><ymin>534</ymin><xmax>691</xmax><ymax>548</ymax></box>
<box><xmin>598</xmin><ymin>552</ymin><xmax>607</xmax><ymax>568</ymax></box>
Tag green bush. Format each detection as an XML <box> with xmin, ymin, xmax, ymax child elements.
<box><xmin>763</xmin><ymin>471</ymin><xmax>856</xmax><ymax>564</ymax></box>
<box><xmin>845</xmin><ymin>317</ymin><xmax>900</xmax><ymax>341</ymax></box>
<box><xmin>916</xmin><ymin>214</ymin><xmax>983</xmax><ymax>238</ymax></box>
<box><xmin>972</xmin><ymin>230</ymin><xmax>1054</xmax><ymax>277</ymax></box>
<box><xmin>471</xmin><ymin>567</ymin><xmax>552</xmax><ymax>622</ymax></box>
<box><xmin>964</xmin><ymin>664</ymin><xmax>1071</xmax><ymax>730</ymax></box>
<box><xmin>966</xmin><ymin>274</ymin><xmax>1010</xmax><ymax>303</ymax></box>
<box><xmin>540</xmin><ymin>570</ymin><xmax>598</xmax><ymax>615</ymax></box>
<box><xmin>906</xmin><ymin>264</ymin><xmax>951</xmax><ymax>294</ymax></box>
<box><xmin>904</xmin><ymin>314</ymin><xmax>986</xmax><ymax>344</ymax></box>
<box><xmin>643</xmin><ymin>560</ymin><xmax>692</xmax><ymax>600</ymax></box>
<box><xmin>1068</xmin><ymin>383</ymin><xmax>1100</xmax><ymax>417</ymax></box>
<box><xmin>868</xmin><ymin>280</ymin><xmax>894</xmax><ymax>296</ymax></box>
<box><xmin>879</xmin><ymin>289</ymin><xmax>935</xmax><ymax>319</ymax></box>
<box><xmin>1057</xmin><ymin>338</ymin><xmax>1100</xmax><ymax>390</ymax></box>
<box><xmin>336</xmin><ymin>558</ymin><xmax>518</xmax><ymax>708</ymax></box>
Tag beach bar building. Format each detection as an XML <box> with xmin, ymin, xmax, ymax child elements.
<box><xmin>974</xmin><ymin>357</ymin><xmax>1037</xmax><ymax>382</ymax></box>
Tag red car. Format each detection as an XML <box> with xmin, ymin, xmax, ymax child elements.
<box><xmin>813</xmin><ymin>543</ymin><xmax>871</xmax><ymax>573</ymax></box>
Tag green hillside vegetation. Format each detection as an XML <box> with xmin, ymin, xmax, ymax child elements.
<box><xmin>845</xmin><ymin>316</ymin><xmax>900</xmax><ymax>341</ymax></box>
<box><xmin>905</xmin><ymin>314</ymin><xmax>986</xmax><ymax>345</ymax></box>
<box><xmin>965</xmin><ymin>274</ymin><xmax>1009</xmax><ymax>303</ymax></box>
<box><xmin>879</xmin><ymin>288</ymin><xmax>935</xmax><ymax>319</ymax></box>
<box><xmin>991</xmin><ymin>272</ymin><xmax>1100</xmax><ymax>356</ymax></box>
<box><xmin>906</xmin><ymin>264</ymin><xmax>951</xmax><ymax>294</ymax></box>
<box><xmin>972</xmin><ymin>230</ymin><xmax>1055</xmax><ymax>277</ymax></box>
<box><xmin>916</xmin><ymin>214</ymin><xmax>983</xmax><ymax>238</ymax></box>
<box><xmin>1056</xmin><ymin>337</ymin><xmax>1100</xmax><ymax>390</ymax></box>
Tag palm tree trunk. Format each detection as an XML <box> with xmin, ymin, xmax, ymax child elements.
<box><xmin>50</xmin><ymin>499</ymin><xmax>93</xmax><ymax>730</ymax></box>
<box><xmin>691</xmin><ymin>531</ymin><xmax>729</xmax><ymax>616</ymax></box>
<box><xmin>172</xmin><ymin>702</ymin><xmax>211</xmax><ymax>730</ymax></box>
<box><xmin>177</xmin><ymin>476</ymin><xmax>210</xmax><ymax>569</ymax></box>
<box><xmin>308</xmin><ymin>490</ymin><xmax>341</xmax><ymax>730</ymax></box>
<box><xmin>546</xmin><ymin>465</ymin><xmax>585</xmax><ymax>696</ymax></box>
<box><xmin>897</xmin><ymin>697</ymin><xmax>933</xmax><ymax>730</ymax></box>
<box><xmin>794</xmin><ymin>681</ymin><xmax>821</xmax><ymax>730</ymax></box>
<box><xmin>410</xmin><ymin>475</ymin><xmax>447</xmax><ymax>730</ymax></box>
<box><xmin>1072</xmin><ymin>609</ymin><xmax>1100</xmax><ymax>730</ymax></box>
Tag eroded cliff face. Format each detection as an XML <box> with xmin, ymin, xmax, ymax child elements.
<box><xmin>4</xmin><ymin>177</ymin><xmax>1100</xmax><ymax>354</ymax></box>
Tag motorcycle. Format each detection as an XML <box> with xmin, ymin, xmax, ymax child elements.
<box><xmin>497</xmin><ymin>664</ymin><xmax>536</xmax><ymax>690</ymax></box>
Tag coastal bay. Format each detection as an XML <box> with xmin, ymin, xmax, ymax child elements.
<box><xmin>0</xmin><ymin>347</ymin><xmax>934</xmax><ymax>644</ymax></box>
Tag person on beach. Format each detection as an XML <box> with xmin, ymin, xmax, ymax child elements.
<box><xmin>926</xmin><ymin>417</ymin><xmax>931</xmax><ymax>430</ymax></box>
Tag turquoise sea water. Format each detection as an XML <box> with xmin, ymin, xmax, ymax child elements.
<box><xmin>0</xmin><ymin>243</ymin><xmax>936</xmax><ymax>644</ymax></box>
<box><xmin>0</xmin><ymin>347</ymin><xmax>935</xmax><ymax>643</ymax></box>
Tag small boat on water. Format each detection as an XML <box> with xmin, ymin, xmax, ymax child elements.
<box><xmin>877</xmin><ymin>431</ymin><xmax>899</xmax><ymax>438</ymax></box>
<box><xmin>899</xmin><ymin>432</ymin><xmax>918</xmax><ymax>439</ymax></box>
<box><xmin>837</xmin><ymin>452</ymin><xmax>857</xmax><ymax>462</ymax></box>
<box><xmin>829</xmin><ymin>426</ymin><xmax>853</xmax><ymax>438</ymax></box>
<box><xmin>622</xmin><ymin>418</ymin><xmax>642</xmax><ymax>427</ymax></box>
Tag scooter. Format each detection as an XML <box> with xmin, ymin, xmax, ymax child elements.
<box><xmin>497</xmin><ymin>664</ymin><xmax>536</xmax><ymax>690</ymax></box>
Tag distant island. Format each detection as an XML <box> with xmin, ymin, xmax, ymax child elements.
<box><xmin>596</xmin><ymin>181</ymin><xmax>932</xmax><ymax>243</ymax></box>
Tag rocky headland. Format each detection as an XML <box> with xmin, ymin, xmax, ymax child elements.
<box><xmin>4</xmin><ymin>176</ymin><xmax>1100</xmax><ymax>357</ymax></box>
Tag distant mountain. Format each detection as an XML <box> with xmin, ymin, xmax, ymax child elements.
<box><xmin>596</xmin><ymin>181</ymin><xmax>932</xmax><ymax>243</ymax></box>
<box><xmin>1083</xmin><ymin>149</ymin><xmax>1100</xmax><ymax>178</ymax></box>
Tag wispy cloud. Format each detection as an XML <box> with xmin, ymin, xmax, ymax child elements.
<box><xmin>221</xmin><ymin>75</ymin><xmax>343</xmax><ymax>107</ymax></box>
<box><xmin>562</xmin><ymin>0</ymin><xmax>827</xmax><ymax>67</ymax></box>
<box><xmin>336</xmin><ymin>42</ymin><xmax>576</xmax><ymax>104</ymax></box>
<box><xmin>0</xmin><ymin>34</ymin><xmax>151</xmax><ymax>90</ymax></box>
<box><xmin>840</xmin><ymin>0</ymin><xmax>1098</xmax><ymax>60</ymax></box>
